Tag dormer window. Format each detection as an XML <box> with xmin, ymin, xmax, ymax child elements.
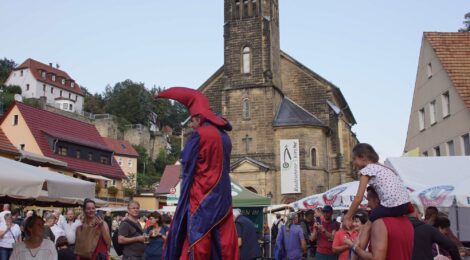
<box><xmin>41</xmin><ymin>71</ymin><xmax>46</xmax><ymax>78</ymax></box>
<box><xmin>71</xmin><ymin>82</ymin><xmax>75</xmax><ymax>88</ymax></box>
<box><xmin>52</xmin><ymin>75</ymin><xmax>56</xmax><ymax>81</ymax></box>
<box><xmin>62</xmin><ymin>79</ymin><xmax>66</xmax><ymax>85</ymax></box>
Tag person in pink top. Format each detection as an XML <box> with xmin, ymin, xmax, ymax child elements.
<box><xmin>332</xmin><ymin>218</ymin><xmax>358</xmax><ymax>260</ymax></box>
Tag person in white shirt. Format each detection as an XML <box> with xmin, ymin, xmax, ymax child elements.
<box><xmin>44</xmin><ymin>213</ymin><xmax>65</xmax><ymax>244</ymax></box>
<box><xmin>10</xmin><ymin>215</ymin><xmax>57</xmax><ymax>260</ymax></box>
<box><xmin>54</xmin><ymin>209</ymin><xmax>66</xmax><ymax>229</ymax></box>
<box><xmin>59</xmin><ymin>209</ymin><xmax>81</xmax><ymax>248</ymax></box>
<box><xmin>0</xmin><ymin>213</ymin><xmax>21</xmax><ymax>259</ymax></box>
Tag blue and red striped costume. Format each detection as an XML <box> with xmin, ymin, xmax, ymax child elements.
<box><xmin>164</xmin><ymin>121</ymin><xmax>239</xmax><ymax>260</ymax></box>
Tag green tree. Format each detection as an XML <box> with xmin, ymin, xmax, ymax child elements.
<box><xmin>0</xmin><ymin>58</ymin><xmax>16</xmax><ymax>84</ymax></box>
<box><xmin>0</xmin><ymin>84</ymin><xmax>22</xmax><ymax>114</ymax></box>
<box><xmin>151</xmin><ymin>86</ymin><xmax>189</xmax><ymax>134</ymax></box>
<box><xmin>104</xmin><ymin>80</ymin><xmax>154</xmax><ymax>125</ymax></box>
<box><xmin>133</xmin><ymin>144</ymin><xmax>159</xmax><ymax>189</ymax></box>
<box><xmin>81</xmin><ymin>86</ymin><xmax>106</xmax><ymax>114</ymax></box>
<box><xmin>459</xmin><ymin>12</ymin><xmax>470</xmax><ymax>32</ymax></box>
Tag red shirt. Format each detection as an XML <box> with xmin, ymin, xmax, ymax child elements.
<box><xmin>382</xmin><ymin>216</ymin><xmax>414</xmax><ymax>260</ymax></box>
<box><xmin>333</xmin><ymin>229</ymin><xmax>358</xmax><ymax>260</ymax></box>
<box><xmin>316</xmin><ymin>219</ymin><xmax>340</xmax><ymax>255</ymax></box>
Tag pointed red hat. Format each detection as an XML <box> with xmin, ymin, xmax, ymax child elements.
<box><xmin>155</xmin><ymin>87</ymin><xmax>229</xmax><ymax>128</ymax></box>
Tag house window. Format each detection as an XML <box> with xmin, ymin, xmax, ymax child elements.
<box><xmin>13</xmin><ymin>115</ymin><xmax>18</xmax><ymax>126</ymax></box>
<box><xmin>112</xmin><ymin>179</ymin><xmax>116</xmax><ymax>186</ymax></box>
<box><xmin>76</xmin><ymin>150</ymin><xmax>81</xmax><ymax>159</ymax></box>
<box><xmin>418</xmin><ymin>108</ymin><xmax>425</xmax><ymax>131</ymax></box>
<box><xmin>43</xmin><ymin>84</ymin><xmax>46</xmax><ymax>92</ymax></box>
<box><xmin>69</xmin><ymin>104</ymin><xmax>73</xmax><ymax>111</ymax></box>
<box><xmin>75</xmin><ymin>95</ymin><xmax>78</xmax><ymax>101</ymax></box>
<box><xmin>427</xmin><ymin>62</ymin><xmax>432</xmax><ymax>78</ymax></box>
<box><xmin>242</xmin><ymin>47</ymin><xmax>251</xmax><ymax>74</ymax></box>
<box><xmin>100</xmin><ymin>156</ymin><xmax>108</xmax><ymax>164</ymax></box>
<box><xmin>429</xmin><ymin>101</ymin><xmax>436</xmax><ymax>125</ymax></box>
<box><xmin>128</xmin><ymin>159</ymin><xmax>132</xmax><ymax>167</ymax></box>
<box><xmin>422</xmin><ymin>151</ymin><xmax>428</xmax><ymax>157</ymax></box>
<box><xmin>26</xmin><ymin>84</ymin><xmax>30</xmax><ymax>91</ymax></box>
<box><xmin>88</xmin><ymin>152</ymin><xmax>93</xmax><ymax>161</ymax></box>
<box><xmin>462</xmin><ymin>134</ymin><xmax>470</xmax><ymax>156</ymax></box>
<box><xmin>41</xmin><ymin>71</ymin><xmax>46</xmax><ymax>78</ymax></box>
<box><xmin>447</xmin><ymin>140</ymin><xmax>455</xmax><ymax>156</ymax></box>
<box><xmin>52</xmin><ymin>75</ymin><xmax>56</xmax><ymax>81</ymax></box>
<box><xmin>68</xmin><ymin>93</ymin><xmax>71</xmax><ymax>99</ymax></box>
<box><xmin>242</xmin><ymin>98</ymin><xmax>250</xmax><ymax>119</ymax></box>
<box><xmin>442</xmin><ymin>92</ymin><xmax>450</xmax><ymax>117</ymax></box>
<box><xmin>58</xmin><ymin>146</ymin><xmax>67</xmax><ymax>156</ymax></box>
<box><xmin>71</xmin><ymin>82</ymin><xmax>75</xmax><ymax>88</ymax></box>
<box><xmin>118</xmin><ymin>157</ymin><xmax>123</xmax><ymax>166</ymax></box>
<box><xmin>20</xmin><ymin>144</ymin><xmax>25</xmax><ymax>150</ymax></box>
<box><xmin>311</xmin><ymin>148</ymin><xmax>317</xmax><ymax>167</ymax></box>
<box><xmin>60</xmin><ymin>90</ymin><xmax>63</xmax><ymax>97</ymax></box>
<box><xmin>62</xmin><ymin>79</ymin><xmax>66</xmax><ymax>85</ymax></box>
<box><xmin>51</xmin><ymin>87</ymin><xmax>54</xmax><ymax>94</ymax></box>
<box><xmin>434</xmin><ymin>146</ymin><xmax>441</xmax><ymax>156</ymax></box>
<box><xmin>20</xmin><ymin>70</ymin><xmax>23</xmax><ymax>76</ymax></box>
<box><xmin>62</xmin><ymin>103</ymin><xmax>68</xmax><ymax>110</ymax></box>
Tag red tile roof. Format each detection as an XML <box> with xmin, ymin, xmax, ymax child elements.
<box><xmin>425</xmin><ymin>32</ymin><xmax>470</xmax><ymax>111</ymax></box>
<box><xmin>16</xmin><ymin>58</ymin><xmax>83</xmax><ymax>96</ymax></box>
<box><xmin>3</xmin><ymin>102</ymin><xmax>126</xmax><ymax>179</ymax></box>
<box><xmin>155</xmin><ymin>165</ymin><xmax>181</xmax><ymax>194</ymax></box>
<box><xmin>102</xmin><ymin>137</ymin><xmax>139</xmax><ymax>157</ymax></box>
<box><xmin>0</xmin><ymin>128</ymin><xmax>20</xmax><ymax>156</ymax></box>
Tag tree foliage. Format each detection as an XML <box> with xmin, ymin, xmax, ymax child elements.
<box><xmin>0</xmin><ymin>58</ymin><xmax>16</xmax><ymax>84</ymax></box>
<box><xmin>81</xmin><ymin>86</ymin><xmax>106</xmax><ymax>114</ymax></box>
<box><xmin>458</xmin><ymin>12</ymin><xmax>470</xmax><ymax>32</ymax></box>
<box><xmin>133</xmin><ymin>144</ymin><xmax>159</xmax><ymax>189</ymax></box>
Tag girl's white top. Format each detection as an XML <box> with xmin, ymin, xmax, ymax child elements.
<box><xmin>360</xmin><ymin>163</ymin><xmax>410</xmax><ymax>208</ymax></box>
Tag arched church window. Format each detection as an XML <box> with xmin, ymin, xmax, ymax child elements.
<box><xmin>243</xmin><ymin>0</ymin><xmax>249</xmax><ymax>17</ymax></box>
<box><xmin>234</xmin><ymin>0</ymin><xmax>241</xmax><ymax>19</ymax></box>
<box><xmin>242</xmin><ymin>98</ymin><xmax>250</xmax><ymax>119</ymax></box>
<box><xmin>242</xmin><ymin>46</ymin><xmax>251</xmax><ymax>74</ymax></box>
<box><xmin>311</xmin><ymin>148</ymin><xmax>317</xmax><ymax>167</ymax></box>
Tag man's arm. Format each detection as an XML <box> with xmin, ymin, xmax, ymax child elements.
<box><xmin>353</xmin><ymin>219</ymin><xmax>387</xmax><ymax>260</ymax></box>
<box><xmin>431</xmin><ymin>227</ymin><xmax>461</xmax><ymax>260</ymax></box>
<box><xmin>117</xmin><ymin>222</ymin><xmax>144</xmax><ymax>245</ymax></box>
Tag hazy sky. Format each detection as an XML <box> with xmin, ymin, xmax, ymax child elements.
<box><xmin>1</xmin><ymin>1</ymin><xmax>468</xmax><ymax>158</ymax></box>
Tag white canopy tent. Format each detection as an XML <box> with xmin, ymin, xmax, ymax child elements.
<box><xmin>385</xmin><ymin>156</ymin><xmax>470</xmax><ymax>241</ymax></box>
<box><xmin>290</xmin><ymin>181</ymin><xmax>368</xmax><ymax>211</ymax></box>
<box><xmin>0</xmin><ymin>156</ymin><xmax>98</xmax><ymax>206</ymax></box>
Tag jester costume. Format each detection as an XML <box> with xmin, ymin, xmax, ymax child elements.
<box><xmin>156</xmin><ymin>87</ymin><xmax>239</xmax><ymax>260</ymax></box>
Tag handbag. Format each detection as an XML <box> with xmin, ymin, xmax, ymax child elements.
<box><xmin>74</xmin><ymin>225</ymin><xmax>101</xmax><ymax>258</ymax></box>
<box><xmin>434</xmin><ymin>244</ymin><xmax>450</xmax><ymax>260</ymax></box>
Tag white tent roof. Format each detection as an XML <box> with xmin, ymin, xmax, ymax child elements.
<box><xmin>385</xmin><ymin>156</ymin><xmax>470</xmax><ymax>207</ymax></box>
<box><xmin>0</xmin><ymin>156</ymin><xmax>95</xmax><ymax>202</ymax></box>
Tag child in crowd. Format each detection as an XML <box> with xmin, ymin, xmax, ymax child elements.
<box><xmin>344</xmin><ymin>143</ymin><xmax>411</xmax><ymax>225</ymax></box>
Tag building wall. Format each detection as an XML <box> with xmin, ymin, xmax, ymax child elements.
<box><xmin>405</xmin><ymin>39</ymin><xmax>470</xmax><ymax>156</ymax></box>
<box><xmin>0</xmin><ymin>105</ymin><xmax>42</xmax><ymax>154</ymax></box>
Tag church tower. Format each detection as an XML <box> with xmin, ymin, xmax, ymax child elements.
<box><xmin>222</xmin><ymin>0</ymin><xmax>284</xmax><ymax>169</ymax></box>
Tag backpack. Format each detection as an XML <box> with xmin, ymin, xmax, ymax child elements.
<box><xmin>112</xmin><ymin>219</ymin><xmax>143</xmax><ymax>256</ymax></box>
<box><xmin>271</xmin><ymin>221</ymin><xmax>280</xmax><ymax>242</ymax></box>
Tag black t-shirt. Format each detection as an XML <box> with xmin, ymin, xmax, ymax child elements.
<box><xmin>58</xmin><ymin>247</ymin><xmax>75</xmax><ymax>260</ymax></box>
<box><xmin>118</xmin><ymin>219</ymin><xmax>145</xmax><ymax>257</ymax></box>
<box><xmin>235</xmin><ymin>215</ymin><xmax>261</xmax><ymax>259</ymax></box>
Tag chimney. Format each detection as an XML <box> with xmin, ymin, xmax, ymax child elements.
<box><xmin>49</xmin><ymin>63</ymin><xmax>53</xmax><ymax>67</ymax></box>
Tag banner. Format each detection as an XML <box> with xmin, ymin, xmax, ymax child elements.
<box><xmin>280</xmin><ymin>139</ymin><xmax>301</xmax><ymax>194</ymax></box>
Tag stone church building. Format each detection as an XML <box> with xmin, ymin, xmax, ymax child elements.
<box><xmin>198</xmin><ymin>0</ymin><xmax>358</xmax><ymax>203</ymax></box>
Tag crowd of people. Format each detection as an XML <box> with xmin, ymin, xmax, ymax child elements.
<box><xmin>0</xmin><ymin>200</ymin><xmax>175</xmax><ymax>260</ymax></box>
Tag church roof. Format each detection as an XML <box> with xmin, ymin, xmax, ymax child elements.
<box><xmin>230</xmin><ymin>156</ymin><xmax>271</xmax><ymax>171</ymax></box>
<box><xmin>424</xmin><ymin>32</ymin><xmax>470</xmax><ymax>111</ymax></box>
<box><xmin>273</xmin><ymin>97</ymin><xmax>325</xmax><ymax>127</ymax></box>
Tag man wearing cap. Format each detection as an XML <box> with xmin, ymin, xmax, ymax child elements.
<box><xmin>155</xmin><ymin>87</ymin><xmax>239</xmax><ymax>260</ymax></box>
<box><xmin>311</xmin><ymin>205</ymin><xmax>340</xmax><ymax>260</ymax></box>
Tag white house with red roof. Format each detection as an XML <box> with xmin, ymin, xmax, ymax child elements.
<box><xmin>0</xmin><ymin>102</ymin><xmax>127</xmax><ymax>201</ymax></box>
<box><xmin>5</xmin><ymin>58</ymin><xmax>84</xmax><ymax>113</ymax></box>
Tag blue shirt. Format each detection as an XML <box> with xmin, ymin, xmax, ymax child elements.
<box><xmin>144</xmin><ymin>226</ymin><xmax>168</xmax><ymax>259</ymax></box>
<box><xmin>235</xmin><ymin>215</ymin><xmax>261</xmax><ymax>259</ymax></box>
<box><xmin>276</xmin><ymin>224</ymin><xmax>304</xmax><ymax>260</ymax></box>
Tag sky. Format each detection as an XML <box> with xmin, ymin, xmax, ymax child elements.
<box><xmin>1</xmin><ymin>1</ymin><xmax>468</xmax><ymax>158</ymax></box>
